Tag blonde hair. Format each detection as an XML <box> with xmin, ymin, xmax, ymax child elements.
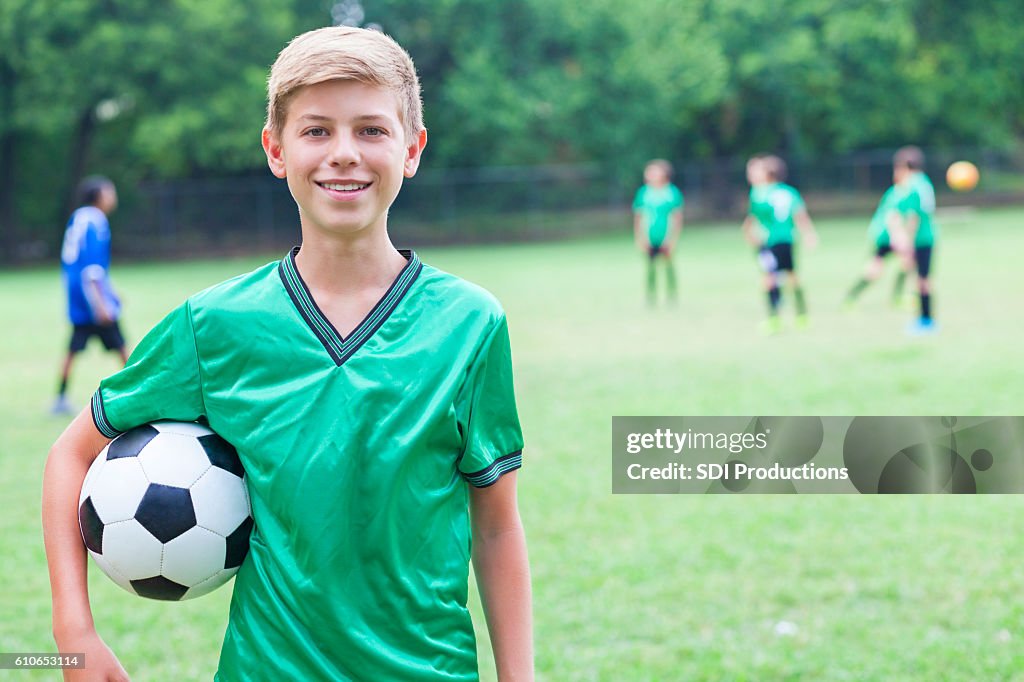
<box><xmin>645</xmin><ymin>159</ymin><xmax>674</xmax><ymax>178</ymax></box>
<box><xmin>266</xmin><ymin>26</ymin><xmax>423</xmax><ymax>141</ymax></box>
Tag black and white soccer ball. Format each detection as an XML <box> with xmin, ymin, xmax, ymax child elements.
<box><xmin>78</xmin><ymin>420</ymin><xmax>252</xmax><ymax>601</ymax></box>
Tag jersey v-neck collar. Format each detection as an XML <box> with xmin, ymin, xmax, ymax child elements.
<box><xmin>277</xmin><ymin>246</ymin><xmax>423</xmax><ymax>367</ymax></box>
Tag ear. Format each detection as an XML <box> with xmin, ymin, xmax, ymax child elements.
<box><xmin>403</xmin><ymin>129</ymin><xmax>428</xmax><ymax>178</ymax></box>
<box><xmin>262</xmin><ymin>127</ymin><xmax>287</xmax><ymax>179</ymax></box>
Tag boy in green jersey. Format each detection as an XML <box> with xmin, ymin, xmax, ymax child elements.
<box><xmin>43</xmin><ymin>27</ymin><xmax>533</xmax><ymax>681</ymax></box>
<box><xmin>843</xmin><ymin>183</ymin><xmax>913</xmax><ymax>308</ymax></box>
<box><xmin>633</xmin><ymin>159</ymin><xmax>684</xmax><ymax>304</ymax></box>
<box><xmin>888</xmin><ymin>146</ymin><xmax>939</xmax><ymax>334</ymax></box>
<box><xmin>741</xmin><ymin>155</ymin><xmax>818</xmax><ymax>333</ymax></box>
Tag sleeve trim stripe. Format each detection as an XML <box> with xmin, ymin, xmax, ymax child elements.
<box><xmin>90</xmin><ymin>390</ymin><xmax>122</xmax><ymax>439</ymax></box>
<box><xmin>463</xmin><ymin>450</ymin><xmax>523</xmax><ymax>488</ymax></box>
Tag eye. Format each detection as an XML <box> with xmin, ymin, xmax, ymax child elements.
<box><xmin>362</xmin><ymin>126</ymin><xmax>386</xmax><ymax>137</ymax></box>
<box><xmin>303</xmin><ymin>127</ymin><xmax>328</xmax><ymax>137</ymax></box>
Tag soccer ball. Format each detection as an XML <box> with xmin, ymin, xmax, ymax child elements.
<box><xmin>946</xmin><ymin>161</ymin><xmax>979</xmax><ymax>192</ymax></box>
<box><xmin>78</xmin><ymin>420</ymin><xmax>252</xmax><ymax>601</ymax></box>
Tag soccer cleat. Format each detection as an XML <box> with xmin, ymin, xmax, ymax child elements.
<box><xmin>906</xmin><ymin>318</ymin><xmax>939</xmax><ymax>336</ymax></box>
<box><xmin>794</xmin><ymin>314</ymin><xmax>810</xmax><ymax>330</ymax></box>
<box><xmin>761</xmin><ymin>317</ymin><xmax>782</xmax><ymax>335</ymax></box>
<box><xmin>50</xmin><ymin>395</ymin><xmax>74</xmax><ymax>415</ymax></box>
<box><xmin>893</xmin><ymin>296</ymin><xmax>916</xmax><ymax>312</ymax></box>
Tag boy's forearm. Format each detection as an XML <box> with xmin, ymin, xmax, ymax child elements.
<box><xmin>669</xmin><ymin>211</ymin><xmax>683</xmax><ymax>243</ymax></box>
<box><xmin>796</xmin><ymin>209</ymin><xmax>815</xmax><ymax>236</ymax></box>
<box><xmin>42</xmin><ymin>410</ymin><xmax>109</xmax><ymax>640</ymax></box>
<box><xmin>473</xmin><ymin>522</ymin><xmax>533</xmax><ymax>681</ymax></box>
<box><xmin>741</xmin><ymin>216</ymin><xmax>756</xmax><ymax>244</ymax></box>
<box><xmin>633</xmin><ymin>214</ymin><xmax>646</xmax><ymax>246</ymax></box>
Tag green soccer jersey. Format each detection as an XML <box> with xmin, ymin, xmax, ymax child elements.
<box><xmin>633</xmin><ymin>183</ymin><xmax>684</xmax><ymax>247</ymax></box>
<box><xmin>91</xmin><ymin>249</ymin><xmax>524</xmax><ymax>682</ymax></box>
<box><xmin>895</xmin><ymin>171</ymin><xmax>938</xmax><ymax>247</ymax></box>
<box><xmin>748</xmin><ymin>183</ymin><xmax>805</xmax><ymax>247</ymax></box>
<box><xmin>868</xmin><ymin>185</ymin><xmax>904</xmax><ymax>248</ymax></box>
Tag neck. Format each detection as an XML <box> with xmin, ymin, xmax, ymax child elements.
<box><xmin>294</xmin><ymin>225</ymin><xmax>408</xmax><ymax>295</ymax></box>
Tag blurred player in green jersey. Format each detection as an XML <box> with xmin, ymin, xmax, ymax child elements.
<box><xmin>742</xmin><ymin>155</ymin><xmax>818</xmax><ymax>333</ymax></box>
<box><xmin>888</xmin><ymin>146</ymin><xmax>939</xmax><ymax>334</ymax></box>
<box><xmin>843</xmin><ymin>183</ymin><xmax>913</xmax><ymax>309</ymax></box>
<box><xmin>633</xmin><ymin>159</ymin><xmax>684</xmax><ymax>304</ymax></box>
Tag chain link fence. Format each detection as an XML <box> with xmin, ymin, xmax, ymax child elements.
<box><xmin>4</xmin><ymin>146</ymin><xmax>1023</xmax><ymax>263</ymax></box>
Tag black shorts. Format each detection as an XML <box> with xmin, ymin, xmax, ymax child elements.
<box><xmin>759</xmin><ymin>243</ymin><xmax>795</xmax><ymax>273</ymax></box>
<box><xmin>648</xmin><ymin>244</ymin><xmax>667</xmax><ymax>259</ymax></box>
<box><xmin>914</xmin><ymin>246</ymin><xmax>933</xmax><ymax>278</ymax></box>
<box><xmin>69</xmin><ymin>322</ymin><xmax>125</xmax><ymax>353</ymax></box>
<box><xmin>875</xmin><ymin>244</ymin><xmax>894</xmax><ymax>258</ymax></box>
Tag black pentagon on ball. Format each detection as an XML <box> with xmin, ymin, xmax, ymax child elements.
<box><xmin>131</xmin><ymin>575</ymin><xmax>190</xmax><ymax>601</ymax></box>
<box><xmin>225</xmin><ymin>517</ymin><xmax>254</xmax><ymax>569</ymax></box>
<box><xmin>79</xmin><ymin>497</ymin><xmax>105</xmax><ymax>554</ymax></box>
<box><xmin>135</xmin><ymin>484</ymin><xmax>196</xmax><ymax>543</ymax></box>
<box><xmin>107</xmin><ymin>424</ymin><xmax>160</xmax><ymax>459</ymax></box>
<box><xmin>199</xmin><ymin>434</ymin><xmax>244</xmax><ymax>477</ymax></box>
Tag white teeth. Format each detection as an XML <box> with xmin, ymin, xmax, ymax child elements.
<box><xmin>321</xmin><ymin>182</ymin><xmax>368</xmax><ymax>191</ymax></box>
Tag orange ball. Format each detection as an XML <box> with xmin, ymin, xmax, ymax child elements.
<box><xmin>946</xmin><ymin>161</ymin><xmax>979</xmax><ymax>192</ymax></box>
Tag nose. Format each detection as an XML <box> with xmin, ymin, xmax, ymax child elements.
<box><xmin>327</xmin><ymin>129</ymin><xmax>360</xmax><ymax>166</ymax></box>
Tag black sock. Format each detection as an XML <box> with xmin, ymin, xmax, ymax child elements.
<box><xmin>921</xmin><ymin>293</ymin><xmax>931</xmax><ymax>320</ymax></box>
<box><xmin>768</xmin><ymin>286</ymin><xmax>781</xmax><ymax>314</ymax></box>
<box><xmin>58</xmin><ymin>378</ymin><xmax>68</xmax><ymax>397</ymax></box>
<box><xmin>847</xmin><ymin>278</ymin><xmax>869</xmax><ymax>301</ymax></box>
<box><xmin>794</xmin><ymin>287</ymin><xmax>807</xmax><ymax>315</ymax></box>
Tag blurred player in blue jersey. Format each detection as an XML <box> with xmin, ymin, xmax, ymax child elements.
<box><xmin>52</xmin><ymin>176</ymin><xmax>129</xmax><ymax>414</ymax></box>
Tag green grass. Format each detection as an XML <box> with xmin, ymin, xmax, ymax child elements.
<box><xmin>3</xmin><ymin>206</ymin><xmax>1023</xmax><ymax>680</ymax></box>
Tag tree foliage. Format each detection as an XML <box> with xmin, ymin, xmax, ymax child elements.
<box><xmin>1</xmin><ymin>0</ymin><xmax>1021</xmax><ymax>254</ymax></box>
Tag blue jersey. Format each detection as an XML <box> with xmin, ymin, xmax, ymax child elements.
<box><xmin>61</xmin><ymin>206</ymin><xmax>120</xmax><ymax>325</ymax></box>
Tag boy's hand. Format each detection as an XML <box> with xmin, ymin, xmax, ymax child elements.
<box><xmin>804</xmin><ymin>232</ymin><xmax>819</xmax><ymax>250</ymax></box>
<box><xmin>57</xmin><ymin>630</ymin><xmax>129</xmax><ymax>681</ymax></box>
<box><xmin>94</xmin><ymin>307</ymin><xmax>113</xmax><ymax>325</ymax></box>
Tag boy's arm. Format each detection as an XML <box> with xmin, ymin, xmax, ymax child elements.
<box><xmin>82</xmin><ymin>269</ymin><xmax>113</xmax><ymax>324</ymax></box>
<box><xmin>42</xmin><ymin>408</ymin><xmax>130</xmax><ymax>681</ymax></box>
<box><xmin>470</xmin><ymin>471</ymin><xmax>533</xmax><ymax>682</ymax></box>
<box><xmin>633</xmin><ymin>212</ymin><xmax>648</xmax><ymax>251</ymax></box>
<box><xmin>794</xmin><ymin>207</ymin><xmax>818</xmax><ymax>249</ymax></box>
<box><xmin>741</xmin><ymin>215</ymin><xmax>760</xmax><ymax>247</ymax></box>
<box><xmin>664</xmin><ymin>208</ymin><xmax>684</xmax><ymax>254</ymax></box>
<box><xmin>886</xmin><ymin>209</ymin><xmax>914</xmax><ymax>266</ymax></box>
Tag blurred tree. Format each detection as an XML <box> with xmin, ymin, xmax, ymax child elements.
<box><xmin>1</xmin><ymin>0</ymin><xmax>1021</xmax><ymax>261</ymax></box>
<box><xmin>0</xmin><ymin>0</ymin><xmax>315</xmax><ymax>255</ymax></box>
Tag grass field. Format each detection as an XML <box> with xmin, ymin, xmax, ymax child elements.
<box><xmin>2</xmin><ymin>206</ymin><xmax>1023</xmax><ymax>680</ymax></box>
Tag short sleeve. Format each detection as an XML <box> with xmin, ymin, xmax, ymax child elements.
<box><xmin>791</xmin><ymin>188</ymin><xmax>805</xmax><ymax>212</ymax></box>
<box><xmin>897</xmin><ymin>189</ymin><xmax>920</xmax><ymax>216</ymax></box>
<box><xmin>455</xmin><ymin>315</ymin><xmax>524</xmax><ymax>488</ymax></box>
<box><xmin>672</xmin><ymin>185</ymin><xmax>684</xmax><ymax>209</ymax></box>
<box><xmin>91</xmin><ymin>300</ymin><xmax>205</xmax><ymax>438</ymax></box>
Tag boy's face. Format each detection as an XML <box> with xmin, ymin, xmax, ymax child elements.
<box><xmin>893</xmin><ymin>164</ymin><xmax>910</xmax><ymax>184</ymax></box>
<box><xmin>262</xmin><ymin>80</ymin><xmax>427</xmax><ymax>241</ymax></box>
<box><xmin>97</xmin><ymin>185</ymin><xmax>118</xmax><ymax>214</ymax></box>
<box><xmin>644</xmin><ymin>164</ymin><xmax>669</xmax><ymax>186</ymax></box>
<box><xmin>746</xmin><ymin>160</ymin><xmax>767</xmax><ymax>186</ymax></box>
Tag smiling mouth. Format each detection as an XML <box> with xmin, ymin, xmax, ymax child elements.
<box><xmin>317</xmin><ymin>181</ymin><xmax>371</xmax><ymax>192</ymax></box>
